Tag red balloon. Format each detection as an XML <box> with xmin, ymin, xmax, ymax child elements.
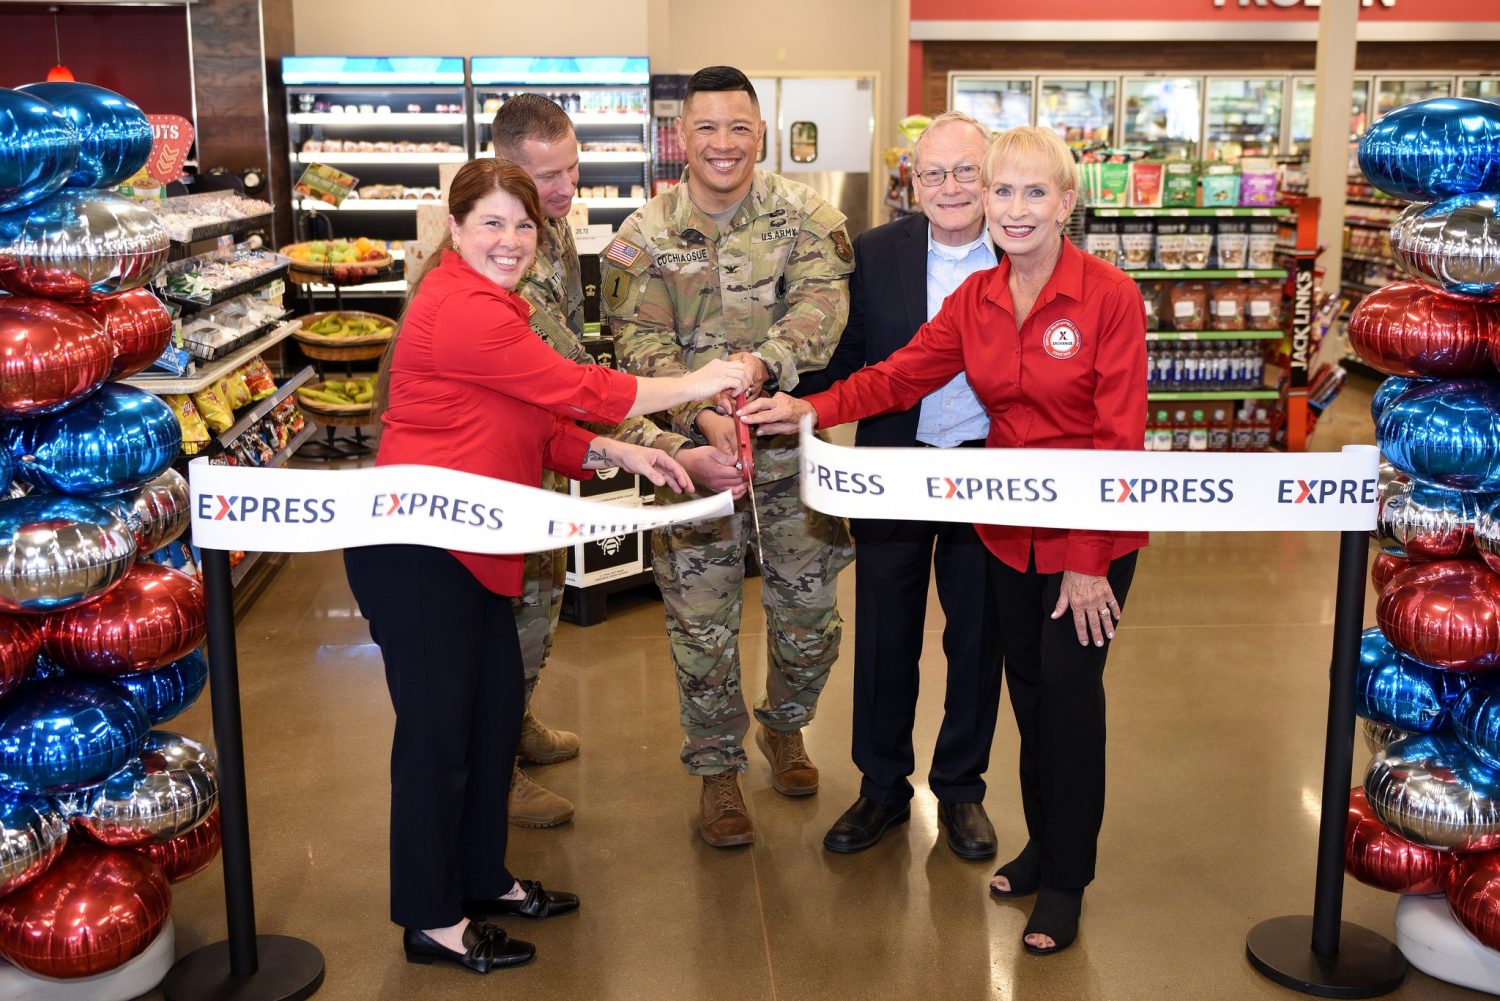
<box><xmin>1446</xmin><ymin>852</ymin><xmax>1500</xmax><ymax>950</ymax></box>
<box><xmin>1377</xmin><ymin>559</ymin><xmax>1500</xmax><ymax>671</ymax></box>
<box><xmin>1373</xmin><ymin>552</ymin><xmax>1422</xmax><ymax>594</ymax></box>
<box><xmin>85</xmin><ymin>289</ymin><xmax>172</xmax><ymax>380</ymax></box>
<box><xmin>44</xmin><ymin>563</ymin><xmax>205</xmax><ymax>675</ymax></box>
<box><xmin>133</xmin><ymin>806</ymin><xmax>220</xmax><ymax>883</ymax></box>
<box><xmin>1346</xmin><ymin>787</ymin><xmax>1452</xmax><ymax>894</ymax></box>
<box><xmin>0</xmin><ymin>296</ymin><xmax>114</xmax><ymax>417</ymax></box>
<box><xmin>0</xmin><ymin>843</ymin><xmax>169</xmax><ymax>978</ymax></box>
<box><xmin>0</xmin><ymin>613</ymin><xmax>42</xmax><ymax>698</ymax></box>
<box><xmin>1347</xmin><ymin>280</ymin><xmax>1498</xmax><ymax>378</ymax></box>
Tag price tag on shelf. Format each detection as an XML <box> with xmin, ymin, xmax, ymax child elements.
<box><xmin>1215</xmin><ymin>209</ymin><xmax>1233</xmax><ymax>216</ymax></box>
<box><xmin>1167</xmin><ymin>209</ymin><xmax>1188</xmax><ymax>216</ymax></box>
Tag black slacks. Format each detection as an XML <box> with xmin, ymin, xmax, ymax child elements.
<box><xmin>851</xmin><ymin>514</ymin><xmax>1000</xmax><ymax>807</ymax></box>
<box><xmin>344</xmin><ymin>544</ymin><xmax>522</xmax><ymax>929</ymax></box>
<box><xmin>988</xmin><ymin>549</ymin><xmax>1138</xmax><ymax>890</ymax></box>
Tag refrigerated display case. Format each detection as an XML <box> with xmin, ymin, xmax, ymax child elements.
<box><xmin>1205</xmin><ymin>77</ymin><xmax>1282</xmax><ymax>162</ymax></box>
<box><xmin>1122</xmin><ymin>78</ymin><xmax>1201</xmax><ymax>159</ymax></box>
<box><xmin>1287</xmin><ymin>77</ymin><xmax>1371</xmax><ymax>156</ymax></box>
<box><xmin>950</xmin><ymin>74</ymin><xmax>1033</xmax><ymax>134</ymax></box>
<box><xmin>281</xmin><ymin>55</ymin><xmax>468</xmax><ymax>260</ymax></box>
<box><xmin>1374</xmin><ymin>77</ymin><xmax>1453</xmax><ymax>119</ymax></box>
<box><xmin>1037</xmin><ymin>77</ymin><xmax>1116</xmax><ymax>145</ymax></box>
<box><xmin>471</xmin><ymin>56</ymin><xmax>650</xmax><ymax>224</ymax></box>
<box><xmin>1461</xmin><ymin>77</ymin><xmax>1500</xmax><ymax>100</ymax></box>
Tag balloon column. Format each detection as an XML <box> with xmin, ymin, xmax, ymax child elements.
<box><xmin>0</xmin><ymin>83</ymin><xmax>219</xmax><ymax>985</ymax></box>
<box><xmin>1352</xmin><ymin>96</ymin><xmax>1500</xmax><ymax>988</ymax></box>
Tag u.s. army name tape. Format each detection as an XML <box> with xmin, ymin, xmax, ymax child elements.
<box><xmin>797</xmin><ymin>419</ymin><xmax>1380</xmax><ymax>533</ymax></box>
<box><xmin>187</xmin><ymin>459</ymin><xmax>734</xmax><ymax>554</ymax></box>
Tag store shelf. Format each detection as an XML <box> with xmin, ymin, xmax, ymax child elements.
<box><xmin>159</xmin><ymin>260</ymin><xmax>291</xmax><ymax>311</ymax></box>
<box><xmin>1125</xmin><ymin>268</ymin><xmax>1287</xmax><ymax>280</ymax></box>
<box><xmin>159</xmin><ymin>196</ymin><xmax>274</xmax><ymax>247</ymax></box>
<box><xmin>474</xmin><ymin>110</ymin><xmax>648</xmax><ymax>126</ymax></box>
<box><xmin>298</xmin><ymin>199</ymin><xmax>428</xmax><ymax>212</ymax></box>
<box><xmin>1147</xmin><ymin>330</ymin><xmax>1285</xmax><ymax>341</ymax></box>
<box><xmin>302</xmin><ymin>278</ymin><xmax>408</xmax><ymax>296</ymax></box>
<box><xmin>1345</xmin><ymin>218</ymin><xmax>1396</xmax><ymax>230</ymax></box>
<box><xmin>123</xmin><ymin>320</ymin><xmax>302</xmax><ymax>395</ymax></box>
<box><xmin>216</xmin><ymin>366</ymin><xmax>317</xmax><ymax>448</ymax></box>
<box><xmin>1343</xmin><ymin>279</ymin><xmax>1390</xmax><ymax>295</ymax></box>
<box><xmin>1089</xmin><ymin>206</ymin><xmax>1290</xmax><ymax>218</ymax></box>
<box><xmin>293</xmin><ymin>151</ymin><xmax>467</xmax><ymax>164</ymax></box>
<box><xmin>1345</xmin><ymin>195</ymin><xmax>1406</xmax><ymax>209</ymax></box>
<box><xmin>1343</xmin><ymin>250</ymin><xmax>1393</xmax><ymax>266</ymax></box>
<box><xmin>227</xmin><ymin>422</ymin><xmax>319</xmax><ymax>587</ymax></box>
<box><xmin>579</xmin><ymin>196</ymin><xmax>645</xmax><ymax>209</ymax></box>
<box><xmin>578</xmin><ymin>150</ymin><xmax>650</xmax><ymax>163</ymax></box>
<box><xmin>290</xmin><ymin>112</ymin><xmax>467</xmax><ymax>125</ymax></box>
<box><xmin>1149</xmin><ymin>388</ymin><xmax>1280</xmax><ymax>401</ymax></box>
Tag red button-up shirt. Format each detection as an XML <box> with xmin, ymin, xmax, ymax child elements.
<box><xmin>377</xmin><ymin>251</ymin><xmax>636</xmax><ymax>595</ymax></box>
<box><xmin>808</xmin><ymin>237</ymin><xmax>1148</xmax><ymax>576</ymax></box>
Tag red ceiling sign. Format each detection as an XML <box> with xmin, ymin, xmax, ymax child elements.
<box><xmin>145</xmin><ymin>114</ymin><xmax>194</xmax><ymax>184</ymax></box>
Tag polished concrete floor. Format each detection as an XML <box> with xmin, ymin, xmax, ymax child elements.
<box><xmin>141</xmin><ymin>375</ymin><xmax>1493</xmax><ymax>1001</ymax></box>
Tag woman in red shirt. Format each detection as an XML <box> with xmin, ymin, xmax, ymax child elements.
<box><xmin>742</xmin><ymin>127</ymin><xmax>1147</xmax><ymax>956</ymax></box>
<box><xmin>344</xmin><ymin>158</ymin><xmax>746</xmax><ymax>974</ymax></box>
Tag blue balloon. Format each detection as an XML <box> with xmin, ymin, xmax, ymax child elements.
<box><xmin>0</xmin><ymin>494</ymin><xmax>136</xmax><ymax>613</ymax></box>
<box><xmin>1377</xmin><ymin>379</ymin><xmax>1500</xmax><ymax>491</ymax></box>
<box><xmin>30</xmin><ymin>652</ymin><xmax>66</xmax><ymax>682</ymax></box>
<box><xmin>1357</xmin><ymin>625</ymin><xmax>1468</xmax><ymax>733</ymax></box>
<box><xmin>15</xmin><ymin>82</ymin><xmax>151</xmax><ymax>190</ymax></box>
<box><xmin>0</xmin><ymin>677</ymin><xmax>147</xmax><ymax>793</ymax></box>
<box><xmin>111</xmin><ymin>648</ymin><xmax>207</xmax><ymax>725</ymax></box>
<box><xmin>1371</xmin><ymin>375</ymin><xmax>1434</xmax><ymax>424</ymax></box>
<box><xmin>1359</xmin><ymin>97</ymin><xmax>1500</xmax><ymax>203</ymax></box>
<box><xmin>7</xmin><ymin>384</ymin><xmax>181</xmax><ymax>496</ymax></box>
<box><xmin>1390</xmin><ymin>195</ymin><xmax>1500</xmax><ymax>299</ymax></box>
<box><xmin>0</xmin><ymin>448</ymin><xmax>11</xmax><ymax>497</ymax></box>
<box><xmin>1453</xmin><ymin>678</ymin><xmax>1500</xmax><ymax>770</ymax></box>
<box><xmin>0</xmin><ymin>88</ymin><xmax>79</xmax><ymax>213</ymax></box>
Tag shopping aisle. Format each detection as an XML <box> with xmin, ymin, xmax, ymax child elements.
<box><xmin>143</xmin><ymin>375</ymin><xmax>1476</xmax><ymax>1001</ymax></box>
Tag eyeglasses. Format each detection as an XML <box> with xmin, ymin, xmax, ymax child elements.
<box><xmin>915</xmin><ymin>164</ymin><xmax>981</xmax><ymax>187</ymax></box>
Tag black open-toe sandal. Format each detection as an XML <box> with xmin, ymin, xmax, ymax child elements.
<box><xmin>989</xmin><ymin>840</ymin><xmax>1041</xmax><ymax>898</ymax></box>
<box><xmin>1022</xmin><ymin>886</ymin><xmax>1083</xmax><ymax>956</ymax></box>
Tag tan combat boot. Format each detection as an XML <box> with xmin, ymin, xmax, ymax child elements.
<box><xmin>755</xmin><ymin>725</ymin><xmax>819</xmax><ymax>796</ymax></box>
<box><xmin>517</xmin><ymin>709</ymin><xmax>579</xmax><ymax>765</ymax></box>
<box><xmin>699</xmin><ymin>772</ymin><xmax>754</xmax><ymax>847</ymax></box>
<box><xmin>508</xmin><ymin>762</ymin><xmax>574</xmax><ymax>828</ymax></box>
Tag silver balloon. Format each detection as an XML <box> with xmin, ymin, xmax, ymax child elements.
<box><xmin>1375</xmin><ymin>473</ymin><xmax>1479</xmax><ymax>559</ymax></box>
<box><xmin>0</xmin><ymin>494</ymin><xmax>137</xmax><ymax>613</ymax></box>
<box><xmin>1365</xmin><ymin>732</ymin><xmax>1500</xmax><ymax>852</ymax></box>
<box><xmin>0</xmin><ymin>189</ymin><xmax>168</xmax><ymax>301</ymax></box>
<box><xmin>1476</xmin><ymin>496</ymin><xmax>1500</xmax><ymax>576</ymax></box>
<box><xmin>1363</xmin><ymin>718</ymin><xmax>1413</xmax><ymax>755</ymax></box>
<box><xmin>1390</xmin><ymin>195</ymin><xmax>1500</xmax><ymax>300</ymax></box>
<box><xmin>0</xmin><ymin>791</ymin><xmax>66</xmax><ymax>897</ymax></box>
<box><xmin>62</xmin><ymin>730</ymin><xmax>217</xmax><ymax>846</ymax></box>
<box><xmin>98</xmin><ymin>469</ymin><xmax>190</xmax><ymax>557</ymax></box>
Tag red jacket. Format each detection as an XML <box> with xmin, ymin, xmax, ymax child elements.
<box><xmin>808</xmin><ymin>238</ymin><xmax>1148</xmax><ymax>576</ymax></box>
<box><xmin>377</xmin><ymin>250</ymin><xmax>636</xmax><ymax>594</ymax></box>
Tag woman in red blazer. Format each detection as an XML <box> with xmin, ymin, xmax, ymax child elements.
<box><xmin>345</xmin><ymin>158</ymin><xmax>746</xmax><ymax>974</ymax></box>
<box><xmin>742</xmin><ymin>127</ymin><xmax>1147</xmax><ymax>956</ymax></box>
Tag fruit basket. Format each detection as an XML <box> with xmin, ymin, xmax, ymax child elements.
<box><xmin>296</xmin><ymin>377</ymin><xmax>375</xmax><ymax>415</ymax></box>
<box><xmin>280</xmin><ymin>237</ymin><xmax>393</xmax><ymax>283</ymax></box>
<box><xmin>294</xmin><ymin>310</ymin><xmax>396</xmax><ymax>346</ymax></box>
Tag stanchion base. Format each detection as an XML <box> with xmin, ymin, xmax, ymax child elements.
<box><xmin>162</xmin><ymin>935</ymin><xmax>324</xmax><ymax>1001</ymax></box>
<box><xmin>1247</xmin><ymin>916</ymin><xmax>1407</xmax><ymax>999</ymax></box>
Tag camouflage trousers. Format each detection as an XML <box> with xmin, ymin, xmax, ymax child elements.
<box><xmin>651</xmin><ymin>474</ymin><xmax>853</xmax><ymax>775</ymax></box>
<box><xmin>511</xmin><ymin>547</ymin><xmax>568</xmax><ymax>704</ymax></box>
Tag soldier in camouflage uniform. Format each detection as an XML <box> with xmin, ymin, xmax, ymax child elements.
<box><xmin>601</xmin><ymin>67</ymin><xmax>855</xmax><ymax>847</ymax></box>
<box><xmin>495</xmin><ymin>95</ymin><xmax>744</xmax><ymax>828</ymax></box>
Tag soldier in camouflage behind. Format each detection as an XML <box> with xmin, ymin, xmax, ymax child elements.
<box><xmin>601</xmin><ymin>66</ymin><xmax>855</xmax><ymax>847</ymax></box>
<box><xmin>493</xmin><ymin>95</ymin><xmax>745</xmax><ymax>829</ymax></box>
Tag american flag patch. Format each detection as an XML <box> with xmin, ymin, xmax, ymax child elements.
<box><xmin>604</xmin><ymin>239</ymin><xmax>641</xmax><ymax>267</ymax></box>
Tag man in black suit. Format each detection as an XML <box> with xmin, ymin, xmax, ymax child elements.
<box><xmin>797</xmin><ymin>111</ymin><xmax>1003</xmax><ymax>859</ymax></box>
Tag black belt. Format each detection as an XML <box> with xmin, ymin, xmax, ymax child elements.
<box><xmin>915</xmin><ymin>438</ymin><xmax>988</xmax><ymax>448</ymax></box>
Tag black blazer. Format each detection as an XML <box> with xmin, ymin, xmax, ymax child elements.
<box><xmin>796</xmin><ymin>212</ymin><xmax>993</xmax><ymax>447</ymax></box>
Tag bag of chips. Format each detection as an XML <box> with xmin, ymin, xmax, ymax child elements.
<box><xmin>239</xmin><ymin>356</ymin><xmax>278</xmax><ymax>400</ymax></box>
<box><xmin>165</xmin><ymin>394</ymin><xmax>210</xmax><ymax>455</ymax></box>
<box><xmin>190</xmin><ymin>383</ymin><xmax>233</xmax><ymax>434</ymax></box>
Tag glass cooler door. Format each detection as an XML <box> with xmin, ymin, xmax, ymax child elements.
<box><xmin>1121</xmin><ymin>77</ymin><xmax>1201</xmax><ymax>159</ymax></box>
<box><xmin>1374</xmin><ymin>77</ymin><xmax>1453</xmax><ymax>121</ymax></box>
<box><xmin>1036</xmin><ymin>77</ymin><xmax>1116</xmax><ymax>146</ymax></box>
<box><xmin>1205</xmin><ymin>76</ymin><xmax>1283</xmax><ymax>162</ymax></box>
<box><xmin>1461</xmin><ymin>77</ymin><xmax>1500</xmax><ymax>101</ymax></box>
<box><xmin>949</xmin><ymin>75</ymin><xmax>1034</xmax><ymax>135</ymax></box>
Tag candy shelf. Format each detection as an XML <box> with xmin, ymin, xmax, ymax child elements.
<box><xmin>1147</xmin><ymin>330</ymin><xmax>1285</xmax><ymax>341</ymax></box>
<box><xmin>1089</xmin><ymin>206</ymin><xmax>1291</xmax><ymax>218</ymax></box>
<box><xmin>215</xmin><ymin>366</ymin><xmax>317</xmax><ymax>448</ymax></box>
<box><xmin>124</xmin><ymin>320</ymin><xmax>302</xmax><ymax>395</ymax></box>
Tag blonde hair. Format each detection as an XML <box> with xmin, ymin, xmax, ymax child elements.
<box><xmin>982</xmin><ymin>126</ymin><xmax>1078</xmax><ymax>194</ymax></box>
<box><xmin>913</xmin><ymin>110</ymin><xmax>993</xmax><ymax>166</ymax></box>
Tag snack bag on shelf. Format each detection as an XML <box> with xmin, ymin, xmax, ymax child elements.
<box><xmin>219</xmin><ymin>370</ymin><xmax>252</xmax><ymax>410</ymax></box>
<box><xmin>1128</xmin><ymin>161</ymin><xmax>1164</xmax><ymax>208</ymax></box>
<box><xmin>1162</xmin><ymin>161</ymin><xmax>1198</xmax><ymax>207</ymax></box>
<box><xmin>164</xmin><ymin>393</ymin><xmax>211</xmax><ymax>454</ymax></box>
<box><xmin>1210</xmin><ymin>284</ymin><xmax>1248</xmax><ymax>331</ymax></box>
<box><xmin>1200</xmin><ymin>163</ymin><xmax>1241</xmax><ymax>208</ymax></box>
<box><xmin>1245</xmin><ymin>282</ymin><xmax>1283</xmax><ymax>330</ymax></box>
<box><xmin>1239</xmin><ymin>157</ymin><xmax>1280</xmax><ymax>207</ymax></box>
<box><xmin>239</xmin><ymin>356</ymin><xmax>278</xmax><ymax>400</ymax></box>
<box><xmin>190</xmin><ymin>383</ymin><xmax>234</xmax><ymax>434</ymax></box>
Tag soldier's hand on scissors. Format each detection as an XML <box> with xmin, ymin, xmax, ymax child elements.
<box><xmin>587</xmin><ymin>438</ymin><xmax>692</xmax><ymax>494</ymax></box>
<box><xmin>715</xmin><ymin>352</ymin><xmax>770</xmax><ymax>412</ymax></box>
<box><xmin>696</xmin><ymin>409</ymin><xmax>738</xmax><ymax>457</ymax></box>
<box><xmin>676</xmin><ymin>444</ymin><xmax>747</xmax><ymax>499</ymax></box>
<box><xmin>738</xmin><ymin>392</ymin><xmax>816</xmax><ymax>437</ymax></box>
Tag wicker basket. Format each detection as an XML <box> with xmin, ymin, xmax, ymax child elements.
<box><xmin>296</xmin><ymin>381</ymin><xmax>375</xmax><ymax>415</ymax></box>
<box><xmin>294</xmin><ymin>310</ymin><xmax>394</xmax><ymax>348</ymax></box>
<box><xmin>279</xmin><ymin>243</ymin><xmax>393</xmax><ymax>279</ymax></box>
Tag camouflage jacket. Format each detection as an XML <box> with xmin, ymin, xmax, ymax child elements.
<box><xmin>518</xmin><ymin>217</ymin><xmax>688</xmax><ymax>495</ymax></box>
<box><xmin>601</xmin><ymin>169</ymin><xmax>854</xmax><ymax>482</ymax></box>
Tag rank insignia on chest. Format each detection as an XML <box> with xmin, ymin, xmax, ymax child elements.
<box><xmin>604</xmin><ymin>239</ymin><xmax>642</xmax><ymax>267</ymax></box>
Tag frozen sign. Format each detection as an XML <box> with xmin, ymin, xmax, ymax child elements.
<box><xmin>145</xmin><ymin>115</ymin><xmax>194</xmax><ymax>184</ymax></box>
<box><xmin>1213</xmin><ymin>1</ymin><xmax>1394</xmax><ymax>6</ymax></box>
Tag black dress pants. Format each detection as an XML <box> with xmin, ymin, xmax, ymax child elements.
<box><xmin>344</xmin><ymin>544</ymin><xmax>523</xmax><ymax>929</ymax></box>
<box><xmin>987</xmin><ymin>549</ymin><xmax>1138</xmax><ymax>890</ymax></box>
<box><xmin>852</xmin><ymin>515</ymin><xmax>1000</xmax><ymax>807</ymax></box>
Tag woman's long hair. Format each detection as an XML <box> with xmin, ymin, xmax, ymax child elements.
<box><xmin>372</xmin><ymin>158</ymin><xmax>545</xmax><ymax>417</ymax></box>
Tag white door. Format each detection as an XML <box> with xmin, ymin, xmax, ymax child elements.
<box><xmin>777</xmin><ymin>77</ymin><xmax>873</xmax><ymax>175</ymax></box>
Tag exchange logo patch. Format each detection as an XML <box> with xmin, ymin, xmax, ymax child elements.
<box><xmin>1043</xmin><ymin>318</ymin><xmax>1081</xmax><ymax>360</ymax></box>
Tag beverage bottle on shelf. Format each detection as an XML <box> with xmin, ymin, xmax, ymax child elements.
<box><xmin>1251</xmin><ymin>407</ymin><xmax>1272</xmax><ymax>450</ymax></box>
<box><xmin>1208</xmin><ymin>407</ymin><xmax>1231</xmax><ymax>451</ymax></box>
<box><xmin>1231</xmin><ymin>406</ymin><xmax>1254</xmax><ymax>452</ymax></box>
<box><xmin>1187</xmin><ymin>409</ymin><xmax>1209</xmax><ymax>451</ymax></box>
<box><xmin>1144</xmin><ymin>411</ymin><xmax>1157</xmax><ymax>450</ymax></box>
<box><xmin>1170</xmin><ymin>344</ymin><xmax>1187</xmax><ymax>392</ymax></box>
<box><xmin>1246</xmin><ymin>343</ymin><xmax>1265</xmax><ymax>387</ymax></box>
<box><xmin>1228</xmin><ymin>342</ymin><xmax>1247</xmax><ymax>388</ymax></box>
<box><xmin>1171</xmin><ymin>409</ymin><xmax>1190</xmax><ymax>452</ymax></box>
<box><xmin>1209</xmin><ymin>341</ymin><xmax>1229</xmax><ymax>390</ymax></box>
<box><xmin>1181</xmin><ymin>342</ymin><xmax>1201</xmax><ymax>392</ymax></box>
<box><xmin>1155</xmin><ymin>345</ymin><xmax>1172</xmax><ymax>390</ymax></box>
<box><xmin>1151</xmin><ymin>409</ymin><xmax>1173</xmax><ymax>452</ymax></box>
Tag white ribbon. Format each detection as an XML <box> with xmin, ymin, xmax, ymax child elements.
<box><xmin>797</xmin><ymin>419</ymin><xmax>1380</xmax><ymax>533</ymax></box>
<box><xmin>187</xmin><ymin>459</ymin><xmax>733</xmax><ymax>554</ymax></box>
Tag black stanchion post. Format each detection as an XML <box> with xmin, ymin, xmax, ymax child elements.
<box><xmin>162</xmin><ymin>547</ymin><xmax>325</xmax><ymax>1001</ymax></box>
<box><xmin>1245</xmin><ymin>529</ymin><xmax>1407</xmax><ymax>999</ymax></box>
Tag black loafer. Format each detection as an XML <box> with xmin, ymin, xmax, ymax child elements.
<box><xmin>937</xmin><ymin>801</ymin><xmax>997</xmax><ymax>860</ymax></box>
<box><xmin>823</xmin><ymin>795</ymin><xmax>910</xmax><ymax>853</ymax></box>
<box><xmin>464</xmin><ymin>879</ymin><xmax>579</xmax><ymax>920</ymax></box>
<box><xmin>402</xmin><ymin>922</ymin><xmax>535</xmax><ymax>973</ymax></box>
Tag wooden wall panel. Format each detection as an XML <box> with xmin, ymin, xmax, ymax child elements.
<box><xmin>261</xmin><ymin>0</ymin><xmax>296</xmax><ymax>248</ymax></box>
